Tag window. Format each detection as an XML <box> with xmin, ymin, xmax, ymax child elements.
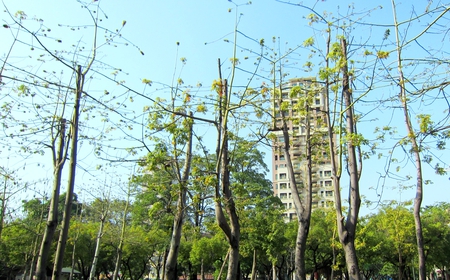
<box><xmin>325</xmin><ymin>180</ymin><xmax>332</xmax><ymax>186</ymax></box>
<box><xmin>279</xmin><ymin>173</ymin><xmax>287</xmax><ymax>179</ymax></box>
<box><xmin>280</xmin><ymin>193</ymin><xmax>287</xmax><ymax>199</ymax></box>
<box><xmin>275</xmin><ymin>155</ymin><xmax>278</xmax><ymax>161</ymax></box>
<box><xmin>280</xmin><ymin>155</ymin><xmax>285</xmax><ymax>161</ymax></box>
<box><xmin>319</xmin><ymin>171</ymin><xmax>323</xmax><ymax>177</ymax></box>
<box><xmin>280</xmin><ymin>183</ymin><xmax>287</xmax><ymax>189</ymax></box>
<box><xmin>315</xmin><ymin>98</ymin><xmax>321</xmax><ymax>105</ymax></box>
<box><xmin>324</xmin><ymin>170</ymin><xmax>332</xmax><ymax>177</ymax></box>
<box><xmin>326</xmin><ymin>191</ymin><xmax>333</xmax><ymax>197</ymax></box>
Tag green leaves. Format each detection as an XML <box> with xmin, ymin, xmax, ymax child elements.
<box><xmin>142</xmin><ymin>78</ymin><xmax>152</xmax><ymax>85</ymax></box>
<box><xmin>376</xmin><ymin>50</ymin><xmax>389</xmax><ymax>59</ymax></box>
<box><xmin>417</xmin><ymin>114</ymin><xmax>433</xmax><ymax>133</ymax></box>
<box><xmin>303</xmin><ymin>37</ymin><xmax>314</xmax><ymax>47</ymax></box>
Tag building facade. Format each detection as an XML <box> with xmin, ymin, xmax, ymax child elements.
<box><xmin>271</xmin><ymin>77</ymin><xmax>334</xmax><ymax>221</ymax></box>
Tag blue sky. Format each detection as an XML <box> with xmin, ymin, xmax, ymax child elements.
<box><xmin>1</xmin><ymin>0</ymin><xmax>449</xmax><ymax>215</ymax></box>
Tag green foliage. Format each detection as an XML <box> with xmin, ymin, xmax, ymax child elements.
<box><xmin>189</xmin><ymin>236</ymin><xmax>227</xmax><ymax>270</ymax></box>
<box><xmin>303</xmin><ymin>37</ymin><xmax>314</xmax><ymax>47</ymax></box>
<box><xmin>417</xmin><ymin>114</ymin><xmax>433</xmax><ymax>133</ymax></box>
<box><xmin>358</xmin><ymin>203</ymin><xmax>416</xmax><ymax>278</ymax></box>
<box><xmin>376</xmin><ymin>50</ymin><xmax>389</xmax><ymax>59</ymax></box>
<box><xmin>142</xmin><ymin>78</ymin><xmax>152</xmax><ymax>85</ymax></box>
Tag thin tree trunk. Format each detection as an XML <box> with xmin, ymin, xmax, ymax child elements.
<box><xmin>28</xmin><ymin>200</ymin><xmax>47</xmax><ymax>280</ymax></box>
<box><xmin>250</xmin><ymin>249</ymin><xmax>257</xmax><ymax>280</ymax></box>
<box><xmin>214</xmin><ymin>63</ymin><xmax>240</xmax><ymax>280</ymax></box>
<box><xmin>324</xmin><ymin>38</ymin><xmax>361</xmax><ymax>280</ymax></box>
<box><xmin>272</xmin><ymin>263</ymin><xmax>276</xmax><ymax>280</ymax></box>
<box><xmin>337</xmin><ymin>38</ymin><xmax>361</xmax><ymax>280</ymax></box>
<box><xmin>391</xmin><ymin>2</ymin><xmax>426</xmax><ymax>279</ymax></box>
<box><xmin>217</xmin><ymin>250</ymin><xmax>230</xmax><ymax>280</ymax></box>
<box><xmin>201</xmin><ymin>259</ymin><xmax>205</xmax><ymax>280</ymax></box>
<box><xmin>276</xmin><ymin>76</ymin><xmax>312</xmax><ymax>280</ymax></box>
<box><xmin>113</xmin><ymin>193</ymin><xmax>131</xmax><ymax>280</ymax></box>
<box><xmin>36</xmin><ymin>119</ymin><xmax>66</xmax><ymax>280</ymax></box>
<box><xmin>53</xmin><ymin>65</ymin><xmax>83</xmax><ymax>280</ymax></box>
<box><xmin>89</xmin><ymin>212</ymin><xmax>108</xmax><ymax>280</ymax></box>
<box><xmin>164</xmin><ymin>112</ymin><xmax>193</xmax><ymax>280</ymax></box>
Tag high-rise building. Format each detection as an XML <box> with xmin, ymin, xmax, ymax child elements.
<box><xmin>271</xmin><ymin>77</ymin><xmax>335</xmax><ymax>221</ymax></box>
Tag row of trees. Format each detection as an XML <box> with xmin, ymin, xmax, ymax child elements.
<box><xmin>1</xmin><ymin>0</ymin><xmax>450</xmax><ymax>280</ymax></box>
<box><xmin>2</xmin><ymin>195</ymin><xmax>450</xmax><ymax>280</ymax></box>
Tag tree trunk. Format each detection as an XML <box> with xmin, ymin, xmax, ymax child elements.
<box><xmin>35</xmin><ymin>118</ymin><xmax>66</xmax><ymax>280</ymax></box>
<box><xmin>250</xmin><ymin>249</ymin><xmax>257</xmax><ymax>280</ymax></box>
<box><xmin>217</xmin><ymin>250</ymin><xmax>229</xmax><ymax>280</ymax></box>
<box><xmin>214</xmin><ymin>66</ymin><xmax>240</xmax><ymax>280</ymax></box>
<box><xmin>272</xmin><ymin>263</ymin><xmax>276</xmax><ymax>280</ymax></box>
<box><xmin>113</xmin><ymin>196</ymin><xmax>130</xmax><ymax>280</ymax></box>
<box><xmin>338</xmin><ymin>38</ymin><xmax>361</xmax><ymax>280</ymax></box>
<box><xmin>89</xmin><ymin>213</ymin><xmax>107</xmax><ymax>280</ymax></box>
<box><xmin>391</xmin><ymin>2</ymin><xmax>426</xmax><ymax>279</ymax></box>
<box><xmin>201</xmin><ymin>259</ymin><xmax>205</xmax><ymax>280</ymax></box>
<box><xmin>164</xmin><ymin>113</ymin><xmax>193</xmax><ymax>280</ymax></box>
<box><xmin>53</xmin><ymin>65</ymin><xmax>83</xmax><ymax>280</ymax></box>
<box><xmin>276</xmin><ymin>76</ymin><xmax>313</xmax><ymax>280</ymax></box>
<box><xmin>324</xmin><ymin>38</ymin><xmax>361</xmax><ymax>280</ymax></box>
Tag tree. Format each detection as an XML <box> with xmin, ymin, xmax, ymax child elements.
<box><xmin>34</xmin><ymin>108</ymin><xmax>67</xmax><ymax>280</ymax></box>
<box><xmin>139</xmin><ymin>88</ymin><xmax>194</xmax><ymax>280</ymax></box>
<box><xmin>190</xmin><ymin>236</ymin><xmax>228</xmax><ymax>280</ymax></box>
<box><xmin>422</xmin><ymin>203</ymin><xmax>450</xmax><ymax>278</ymax></box>
<box><xmin>88</xmin><ymin>196</ymin><xmax>111</xmax><ymax>280</ymax></box>
<box><xmin>362</xmin><ymin>203</ymin><xmax>416</xmax><ymax>280</ymax></box>
<box><xmin>1</xmin><ymin>2</ymin><xmax>144</xmax><ymax>279</ymax></box>
<box><xmin>389</xmin><ymin>2</ymin><xmax>450</xmax><ymax>279</ymax></box>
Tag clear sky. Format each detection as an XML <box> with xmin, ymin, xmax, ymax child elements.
<box><xmin>1</xmin><ymin>0</ymin><xmax>449</xmax><ymax>216</ymax></box>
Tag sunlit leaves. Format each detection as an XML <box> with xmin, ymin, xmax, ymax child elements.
<box><xmin>196</xmin><ymin>103</ymin><xmax>207</xmax><ymax>113</ymax></box>
<box><xmin>363</xmin><ymin>49</ymin><xmax>373</xmax><ymax>56</ymax></box>
<box><xmin>142</xmin><ymin>78</ymin><xmax>152</xmax><ymax>85</ymax></box>
<box><xmin>211</xmin><ymin>79</ymin><xmax>222</xmax><ymax>95</ymax></box>
<box><xmin>303</xmin><ymin>37</ymin><xmax>314</xmax><ymax>47</ymax></box>
<box><xmin>14</xmin><ymin>10</ymin><xmax>27</xmax><ymax>19</ymax></box>
<box><xmin>307</xmin><ymin>13</ymin><xmax>319</xmax><ymax>25</ymax></box>
<box><xmin>434</xmin><ymin>163</ymin><xmax>447</xmax><ymax>175</ymax></box>
<box><xmin>16</xmin><ymin>84</ymin><xmax>30</xmax><ymax>96</ymax></box>
<box><xmin>417</xmin><ymin>114</ymin><xmax>432</xmax><ymax>133</ymax></box>
<box><xmin>376</xmin><ymin>50</ymin><xmax>389</xmax><ymax>59</ymax></box>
